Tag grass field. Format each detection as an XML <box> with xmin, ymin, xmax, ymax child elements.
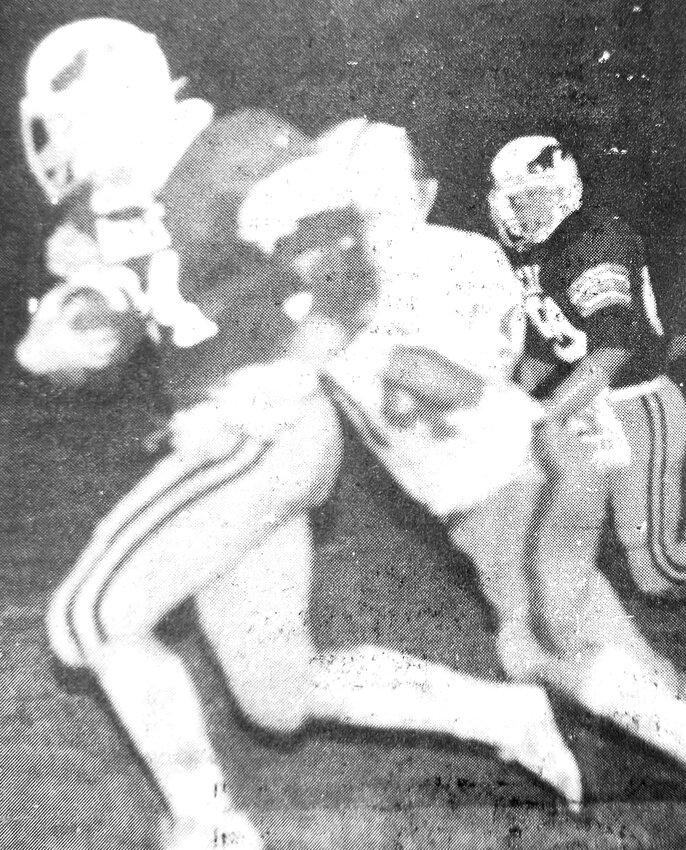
<box><xmin>4</xmin><ymin>365</ymin><xmax>686</xmax><ymax>850</ymax></box>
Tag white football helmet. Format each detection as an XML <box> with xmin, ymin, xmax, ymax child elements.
<box><xmin>21</xmin><ymin>18</ymin><xmax>186</xmax><ymax>205</ymax></box>
<box><xmin>238</xmin><ymin>118</ymin><xmax>438</xmax><ymax>253</ymax></box>
<box><xmin>488</xmin><ymin>136</ymin><xmax>582</xmax><ymax>252</ymax></box>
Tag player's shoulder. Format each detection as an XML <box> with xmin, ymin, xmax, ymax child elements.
<box><xmin>161</xmin><ymin>108</ymin><xmax>313</xmax><ymax>243</ymax></box>
<box><xmin>167</xmin><ymin>109</ymin><xmax>312</xmax><ymax>196</ymax></box>
<box><xmin>562</xmin><ymin>205</ymin><xmax>643</xmax><ymax>260</ymax></box>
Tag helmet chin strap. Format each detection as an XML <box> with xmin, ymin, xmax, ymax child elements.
<box><xmin>523</xmin><ymin>196</ymin><xmax>581</xmax><ymax>250</ymax></box>
<box><xmin>90</xmin><ymin>98</ymin><xmax>214</xmax><ymax>216</ymax></box>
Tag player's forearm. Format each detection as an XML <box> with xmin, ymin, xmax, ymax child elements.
<box><xmin>516</xmin><ymin>355</ymin><xmax>556</xmax><ymax>393</ymax></box>
<box><xmin>544</xmin><ymin>347</ymin><xmax>630</xmax><ymax>423</ymax></box>
<box><xmin>385</xmin><ymin>345</ymin><xmax>485</xmax><ymax>408</ymax></box>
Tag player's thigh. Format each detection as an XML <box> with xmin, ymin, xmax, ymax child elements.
<box><xmin>46</xmin><ymin>446</ymin><xmax>223</xmax><ymax>666</ymax></box>
<box><xmin>54</xmin><ymin>393</ymin><xmax>342</xmax><ymax>662</ymax></box>
<box><xmin>540</xmin><ymin>422</ymin><xmax>610</xmax><ymax>529</ymax></box>
<box><xmin>97</xmin><ymin>396</ymin><xmax>341</xmax><ymax>638</ymax></box>
<box><xmin>448</xmin><ymin>466</ymin><xmax>541</xmax><ymax>585</ymax></box>
<box><xmin>196</xmin><ymin>515</ymin><xmax>315</xmax><ymax>732</ymax></box>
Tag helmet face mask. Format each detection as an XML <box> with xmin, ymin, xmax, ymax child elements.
<box><xmin>237</xmin><ymin>118</ymin><xmax>434</xmax><ymax>328</ymax></box>
<box><xmin>21</xmin><ymin>18</ymin><xmax>184</xmax><ymax>205</ymax></box>
<box><xmin>238</xmin><ymin>118</ymin><xmax>436</xmax><ymax>254</ymax></box>
<box><xmin>488</xmin><ymin>182</ymin><xmax>564</xmax><ymax>251</ymax></box>
<box><xmin>488</xmin><ymin>137</ymin><xmax>582</xmax><ymax>253</ymax></box>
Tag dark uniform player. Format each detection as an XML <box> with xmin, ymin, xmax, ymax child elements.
<box><xmin>16</xmin><ymin>23</ymin><xmax>584</xmax><ymax>849</ymax></box>
<box><xmin>489</xmin><ymin>135</ymin><xmax>686</xmax><ymax>602</ymax></box>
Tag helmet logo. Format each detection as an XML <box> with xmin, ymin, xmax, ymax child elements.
<box><xmin>527</xmin><ymin>143</ymin><xmax>559</xmax><ymax>174</ymax></box>
<box><xmin>50</xmin><ymin>49</ymin><xmax>87</xmax><ymax>92</ymax></box>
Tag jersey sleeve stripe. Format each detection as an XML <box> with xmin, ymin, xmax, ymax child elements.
<box><xmin>568</xmin><ymin>262</ymin><xmax>632</xmax><ymax>317</ymax></box>
<box><xmin>573</xmin><ymin>289</ymin><xmax>632</xmax><ymax>317</ymax></box>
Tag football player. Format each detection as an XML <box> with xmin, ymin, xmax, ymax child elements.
<box><xmin>17</xmin><ymin>20</ymin><xmax>583</xmax><ymax>849</ymax></box>
<box><xmin>488</xmin><ymin>136</ymin><xmax>686</xmax><ymax>600</ymax></box>
<box><xmin>482</xmin><ymin>135</ymin><xmax>686</xmax><ymax>734</ymax></box>
<box><xmin>239</xmin><ymin>122</ymin><xmax>686</xmax><ymax>783</ymax></box>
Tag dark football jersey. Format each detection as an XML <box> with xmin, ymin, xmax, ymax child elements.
<box><xmin>513</xmin><ymin>206</ymin><xmax>666</xmax><ymax>390</ymax></box>
<box><xmin>43</xmin><ymin>110</ymin><xmax>362</xmax><ymax>408</ymax></box>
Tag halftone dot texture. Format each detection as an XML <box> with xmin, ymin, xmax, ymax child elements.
<box><xmin>7</xmin><ymin>5</ymin><xmax>686</xmax><ymax>848</ymax></box>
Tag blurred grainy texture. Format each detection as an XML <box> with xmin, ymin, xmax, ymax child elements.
<box><xmin>4</xmin><ymin>1</ymin><xmax>686</xmax><ymax>849</ymax></box>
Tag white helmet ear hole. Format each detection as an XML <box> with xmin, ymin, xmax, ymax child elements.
<box><xmin>30</xmin><ymin>117</ymin><xmax>49</xmax><ymax>152</ymax></box>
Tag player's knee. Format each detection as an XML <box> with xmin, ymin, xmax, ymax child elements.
<box><xmin>50</xmin><ymin>579</ymin><xmax>147</xmax><ymax>670</ymax></box>
<box><xmin>216</xmin><ymin>638</ymin><xmax>312</xmax><ymax>734</ymax></box>
<box><xmin>46</xmin><ymin>585</ymin><xmax>86</xmax><ymax>668</ymax></box>
<box><xmin>46</xmin><ymin>587</ymin><xmax>111</xmax><ymax>670</ymax></box>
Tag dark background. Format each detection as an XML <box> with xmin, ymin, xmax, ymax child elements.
<box><xmin>5</xmin><ymin>3</ymin><xmax>686</xmax><ymax>848</ymax></box>
<box><xmin>2</xmin><ymin>0</ymin><xmax>686</xmax><ymax>351</ymax></box>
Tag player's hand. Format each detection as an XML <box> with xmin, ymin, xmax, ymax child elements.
<box><xmin>287</xmin><ymin>313</ymin><xmax>350</xmax><ymax>369</ymax></box>
<box><xmin>16</xmin><ymin>273</ymin><xmax>143</xmax><ymax>384</ymax></box>
<box><xmin>17</xmin><ymin>286</ymin><xmax>116</xmax><ymax>381</ymax></box>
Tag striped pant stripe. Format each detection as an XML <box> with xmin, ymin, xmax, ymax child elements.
<box><xmin>66</xmin><ymin>435</ymin><xmax>270</xmax><ymax>660</ymax></box>
<box><xmin>642</xmin><ymin>391</ymin><xmax>686</xmax><ymax>583</ymax></box>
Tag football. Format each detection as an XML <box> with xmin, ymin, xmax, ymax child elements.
<box><xmin>65</xmin><ymin>287</ymin><xmax>145</xmax><ymax>363</ymax></box>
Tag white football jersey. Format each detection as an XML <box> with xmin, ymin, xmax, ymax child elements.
<box><xmin>326</xmin><ymin>223</ymin><xmax>542</xmax><ymax>515</ymax></box>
